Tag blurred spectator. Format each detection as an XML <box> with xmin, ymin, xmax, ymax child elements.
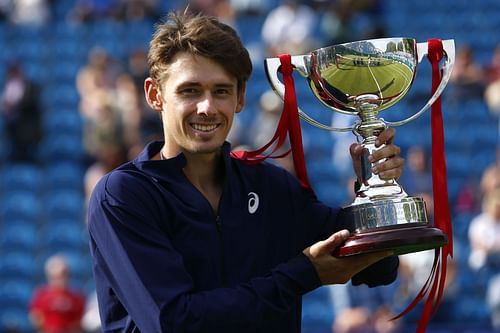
<box><xmin>329</xmin><ymin>283</ymin><xmax>400</xmax><ymax>333</ymax></box>
<box><xmin>484</xmin><ymin>47</ymin><xmax>500</xmax><ymax>128</ymax></box>
<box><xmin>480</xmin><ymin>146</ymin><xmax>500</xmax><ymax>197</ymax></box>
<box><xmin>127</xmin><ymin>48</ymin><xmax>149</xmax><ymax>95</ymax></box>
<box><xmin>114</xmin><ymin>73</ymin><xmax>143</xmax><ymax>149</ymax></box>
<box><xmin>29</xmin><ymin>254</ymin><xmax>86</xmax><ymax>333</ymax></box>
<box><xmin>186</xmin><ymin>0</ymin><xmax>235</xmax><ymax>26</ymax></box>
<box><xmin>484</xmin><ymin>79</ymin><xmax>500</xmax><ymax>116</ymax></box>
<box><xmin>76</xmin><ymin>47</ymin><xmax>120</xmax><ymax>121</ymax></box>
<box><xmin>244</xmin><ymin>89</ymin><xmax>301</xmax><ymax>174</ymax></box>
<box><xmin>455</xmin><ymin>181</ymin><xmax>479</xmax><ymax>215</ymax></box>
<box><xmin>468</xmin><ymin>188</ymin><xmax>500</xmax><ymax>272</ymax></box>
<box><xmin>81</xmin><ymin>290</ymin><xmax>101</xmax><ymax>333</ymax></box>
<box><xmin>321</xmin><ymin>0</ymin><xmax>384</xmax><ymax>46</ymax></box>
<box><xmin>121</xmin><ymin>0</ymin><xmax>159</xmax><ymax>21</ymax></box>
<box><xmin>484</xmin><ymin>44</ymin><xmax>500</xmax><ymax>83</ymax></box>
<box><xmin>68</xmin><ymin>0</ymin><xmax>122</xmax><ymax>23</ymax></box>
<box><xmin>229</xmin><ymin>0</ymin><xmax>269</xmax><ymax>16</ymax></box>
<box><xmin>0</xmin><ymin>62</ymin><xmax>42</xmax><ymax>162</ymax></box>
<box><xmin>82</xmin><ymin>97</ymin><xmax>123</xmax><ymax>158</ymax></box>
<box><xmin>261</xmin><ymin>0</ymin><xmax>319</xmax><ymax>56</ymax></box>
<box><xmin>448</xmin><ymin>45</ymin><xmax>485</xmax><ymax>103</ymax></box>
<box><xmin>487</xmin><ymin>273</ymin><xmax>500</xmax><ymax>330</ymax></box>
<box><xmin>76</xmin><ymin>47</ymin><xmax>126</xmax><ymax>158</ymax></box>
<box><xmin>8</xmin><ymin>0</ymin><xmax>51</xmax><ymax>25</ymax></box>
<box><xmin>399</xmin><ymin>145</ymin><xmax>432</xmax><ymax>195</ymax></box>
<box><xmin>248</xmin><ymin>89</ymin><xmax>283</xmax><ymax>149</ymax></box>
<box><xmin>0</xmin><ymin>0</ymin><xmax>10</xmax><ymax>21</ymax></box>
<box><xmin>84</xmin><ymin>141</ymin><xmax>128</xmax><ymax>207</ymax></box>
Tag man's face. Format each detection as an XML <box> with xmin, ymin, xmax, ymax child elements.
<box><xmin>149</xmin><ymin>53</ymin><xmax>244</xmax><ymax>158</ymax></box>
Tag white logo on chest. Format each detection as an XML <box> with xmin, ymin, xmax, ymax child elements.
<box><xmin>248</xmin><ymin>192</ymin><xmax>259</xmax><ymax>214</ymax></box>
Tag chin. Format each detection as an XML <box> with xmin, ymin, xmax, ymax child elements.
<box><xmin>188</xmin><ymin>142</ymin><xmax>224</xmax><ymax>155</ymax></box>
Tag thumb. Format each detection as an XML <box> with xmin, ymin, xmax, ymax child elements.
<box><xmin>309</xmin><ymin>230</ymin><xmax>350</xmax><ymax>257</ymax></box>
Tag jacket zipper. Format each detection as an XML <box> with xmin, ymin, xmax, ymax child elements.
<box><xmin>215</xmin><ymin>215</ymin><xmax>227</xmax><ymax>287</ymax></box>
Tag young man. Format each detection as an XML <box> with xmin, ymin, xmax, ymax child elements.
<box><xmin>88</xmin><ymin>12</ymin><xmax>404</xmax><ymax>333</ymax></box>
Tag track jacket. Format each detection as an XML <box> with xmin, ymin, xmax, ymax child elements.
<box><xmin>88</xmin><ymin>141</ymin><xmax>398</xmax><ymax>333</ymax></box>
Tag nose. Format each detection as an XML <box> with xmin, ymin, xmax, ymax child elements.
<box><xmin>196</xmin><ymin>93</ymin><xmax>216</xmax><ymax>116</ymax></box>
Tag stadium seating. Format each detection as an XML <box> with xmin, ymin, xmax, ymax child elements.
<box><xmin>0</xmin><ymin>1</ymin><xmax>498</xmax><ymax>332</ymax></box>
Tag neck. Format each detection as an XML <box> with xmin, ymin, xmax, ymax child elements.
<box><xmin>164</xmin><ymin>146</ymin><xmax>225</xmax><ymax>214</ymax></box>
<box><xmin>183</xmin><ymin>150</ymin><xmax>224</xmax><ymax>189</ymax></box>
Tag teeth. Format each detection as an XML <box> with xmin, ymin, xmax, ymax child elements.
<box><xmin>191</xmin><ymin>123</ymin><xmax>218</xmax><ymax>132</ymax></box>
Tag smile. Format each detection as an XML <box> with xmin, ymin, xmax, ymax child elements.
<box><xmin>190</xmin><ymin>123</ymin><xmax>220</xmax><ymax>132</ymax></box>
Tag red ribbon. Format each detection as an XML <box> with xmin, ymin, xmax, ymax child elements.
<box><xmin>231</xmin><ymin>54</ymin><xmax>311</xmax><ymax>190</ymax></box>
<box><xmin>392</xmin><ymin>39</ymin><xmax>453</xmax><ymax>332</ymax></box>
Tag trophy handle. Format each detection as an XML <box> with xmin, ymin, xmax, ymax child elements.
<box><xmin>384</xmin><ymin>39</ymin><xmax>455</xmax><ymax>127</ymax></box>
<box><xmin>264</xmin><ymin>56</ymin><xmax>354</xmax><ymax>133</ymax></box>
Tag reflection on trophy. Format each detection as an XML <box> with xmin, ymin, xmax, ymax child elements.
<box><xmin>265</xmin><ymin>38</ymin><xmax>455</xmax><ymax>256</ymax></box>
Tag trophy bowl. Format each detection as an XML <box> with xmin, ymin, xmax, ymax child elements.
<box><xmin>265</xmin><ymin>38</ymin><xmax>455</xmax><ymax>256</ymax></box>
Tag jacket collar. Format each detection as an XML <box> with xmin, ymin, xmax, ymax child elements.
<box><xmin>132</xmin><ymin>141</ymin><xmax>233</xmax><ymax>182</ymax></box>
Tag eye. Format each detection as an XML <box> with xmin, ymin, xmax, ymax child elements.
<box><xmin>215</xmin><ymin>88</ymin><xmax>229</xmax><ymax>95</ymax></box>
<box><xmin>179</xmin><ymin>87</ymin><xmax>199</xmax><ymax>95</ymax></box>
<box><xmin>214</xmin><ymin>87</ymin><xmax>233</xmax><ymax>96</ymax></box>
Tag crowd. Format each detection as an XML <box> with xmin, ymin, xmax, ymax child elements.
<box><xmin>0</xmin><ymin>0</ymin><xmax>499</xmax><ymax>332</ymax></box>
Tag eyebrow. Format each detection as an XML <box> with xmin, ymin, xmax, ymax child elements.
<box><xmin>177</xmin><ymin>81</ymin><xmax>236</xmax><ymax>90</ymax></box>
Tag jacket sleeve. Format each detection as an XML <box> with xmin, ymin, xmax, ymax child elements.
<box><xmin>351</xmin><ymin>256</ymin><xmax>399</xmax><ymax>287</ymax></box>
<box><xmin>88</xmin><ymin>173</ymin><xmax>322</xmax><ymax>333</ymax></box>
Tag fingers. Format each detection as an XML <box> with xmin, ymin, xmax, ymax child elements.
<box><xmin>370</xmin><ymin>144</ymin><xmax>404</xmax><ymax>180</ymax></box>
<box><xmin>375</xmin><ymin>127</ymin><xmax>396</xmax><ymax>147</ymax></box>
<box><xmin>309</xmin><ymin>230</ymin><xmax>350</xmax><ymax>258</ymax></box>
<box><xmin>369</xmin><ymin>142</ymin><xmax>400</xmax><ymax>163</ymax></box>
<box><xmin>373</xmin><ymin>155</ymin><xmax>405</xmax><ymax>180</ymax></box>
<box><xmin>350</xmin><ymin>128</ymin><xmax>403</xmax><ymax>181</ymax></box>
<box><xmin>369</xmin><ymin>128</ymin><xmax>404</xmax><ymax>180</ymax></box>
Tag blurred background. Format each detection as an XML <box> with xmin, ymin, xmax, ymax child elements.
<box><xmin>0</xmin><ymin>0</ymin><xmax>499</xmax><ymax>332</ymax></box>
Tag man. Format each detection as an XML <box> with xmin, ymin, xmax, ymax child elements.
<box><xmin>88</xmin><ymin>12</ymin><xmax>404</xmax><ymax>333</ymax></box>
<box><xmin>29</xmin><ymin>255</ymin><xmax>86</xmax><ymax>333</ymax></box>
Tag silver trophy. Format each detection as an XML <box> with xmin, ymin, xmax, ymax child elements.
<box><xmin>265</xmin><ymin>38</ymin><xmax>455</xmax><ymax>256</ymax></box>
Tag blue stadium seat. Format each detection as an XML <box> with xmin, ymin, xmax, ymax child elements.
<box><xmin>38</xmin><ymin>134</ymin><xmax>85</xmax><ymax>162</ymax></box>
<box><xmin>2</xmin><ymin>163</ymin><xmax>44</xmax><ymax>193</ymax></box>
<box><xmin>0</xmin><ymin>191</ymin><xmax>43</xmax><ymax>223</ymax></box>
<box><xmin>0</xmin><ymin>306</ymin><xmax>33</xmax><ymax>333</ymax></box>
<box><xmin>43</xmin><ymin>109</ymin><xmax>83</xmax><ymax>136</ymax></box>
<box><xmin>301</xmin><ymin>286</ymin><xmax>334</xmax><ymax>331</ymax></box>
<box><xmin>0</xmin><ymin>252</ymin><xmax>36</xmax><ymax>280</ymax></box>
<box><xmin>44</xmin><ymin>222</ymin><xmax>86</xmax><ymax>252</ymax></box>
<box><xmin>0</xmin><ymin>222</ymin><xmax>38</xmax><ymax>253</ymax></box>
<box><xmin>0</xmin><ymin>279</ymin><xmax>34</xmax><ymax>309</ymax></box>
<box><xmin>313</xmin><ymin>180</ymin><xmax>350</xmax><ymax>207</ymax></box>
<box><xmin>45</xmin><ymin>162</ymin><xmax>85</xmax><ymax>192</ymax></box>
<box><xmin>45</xmin><ymin>189</ymin><xmax>84</xmax><ymax>221</ymax></box>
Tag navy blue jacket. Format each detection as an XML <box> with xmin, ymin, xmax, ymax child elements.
<box><xmin>88</xmin><ymin>141</ymin><xmax>398</xmax><ymax>333</ymax></box>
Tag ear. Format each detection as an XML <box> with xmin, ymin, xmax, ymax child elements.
<box><xmin>144</xmin><ymin>77</ymin><xmax>163</xmax><ymax>112</ymax></box>
<box><xmin>235</xmin><ymin>82</ymin><xmax>246</xmax><ymax>114</ymax></box>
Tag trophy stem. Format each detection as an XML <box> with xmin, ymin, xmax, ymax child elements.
<box><xmin>352</xmin><ymin>95</ymin><xmax>407</xmax><ymax>203</ymax></box>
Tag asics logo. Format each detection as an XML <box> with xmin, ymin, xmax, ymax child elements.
<box><xmin>248</xmin><ymin>192</ymin><xmax>259</xmax><ymax>214</ymax></box>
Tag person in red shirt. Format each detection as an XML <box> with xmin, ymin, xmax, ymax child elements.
<box><xmin>29</xmin><ymin>254</ymin><xmax>86</xmax><ymax>333</ymax></box>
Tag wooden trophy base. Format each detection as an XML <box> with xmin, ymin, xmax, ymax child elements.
<box><xmin>334</xmin><ymin>224</ymin><xmax>448</xmax><ymax>257</ymax></box>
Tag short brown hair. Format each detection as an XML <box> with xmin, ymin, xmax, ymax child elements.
<box><xmin>148</xmin><ymin>12</ymin><xmax>252</xmax><ymax>93</ymax></box>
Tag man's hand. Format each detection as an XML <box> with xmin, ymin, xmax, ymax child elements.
<box><xmin>350</xmin><ymin>127</ymin><xmax>404</xmax><ymax>181</ymax></box>
<box><xmin>303</xmin><ymin>230</ymin><xmax>393</xmax><ymax>285</ymax></box>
